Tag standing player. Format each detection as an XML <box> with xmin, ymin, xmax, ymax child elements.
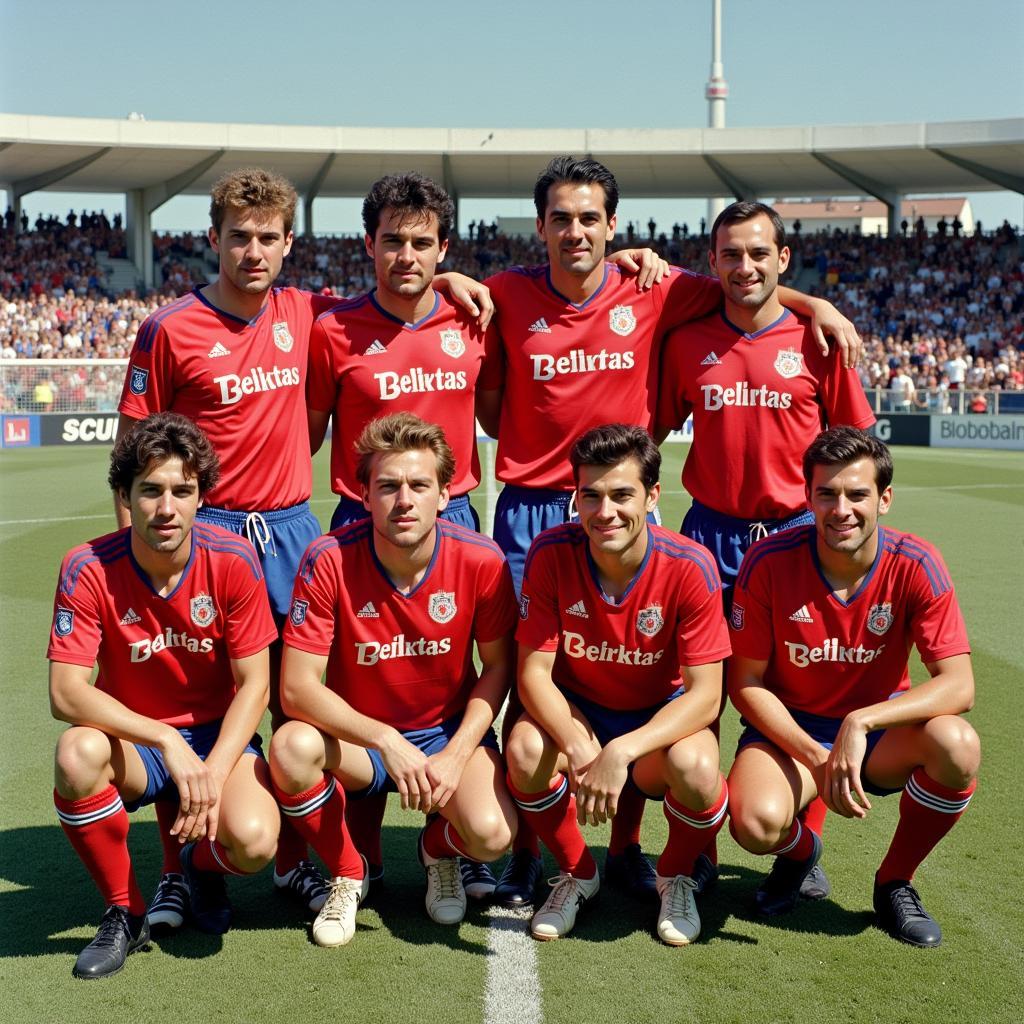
<box><xmin>49</xmin><ymin>413</ymin><xmax>280</xmax><ymax>979</ymax></box>
<box><xmin>656</xmin><ymin>200</ymin><xmax>876</xmax><ymax>903</ymax></box>
<box><xmin>116</xmin><ymin>168</ymin><xmax>493</xmax><ymax>921</ymax></box>
<box><xmin>486</xmin><ymin>158</ymin><xmax>860</xmax><ymax>905</ymax></box>
<box><xmin>727</xmin><ymin>428</ymin><xmax>979</xmax><ymax>946</ymax></box>
<box><xmin>269</xmin><ymin>413</ymin><xmax>519</xmax><ymax>945</ymax></box>
<box><xmin>505</xmin><ymin>425</ymin><xmax>731</xmax><ymax>944</ymax></box>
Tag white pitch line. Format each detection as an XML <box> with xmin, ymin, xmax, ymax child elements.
<box><xmin>484</xmin><ymin>906</ymin><xmax>543</xmax><ymax>1024</ymax></box>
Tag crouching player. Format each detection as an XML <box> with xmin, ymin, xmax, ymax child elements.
<box><xmin>48</xmin><ymin>413</ymin><xmax>280</xmax><ymax>979</ymax></box>
<box><xmin>269</xmin><ymin>413</ymin><xmax>518</xmax><ymax>946</ymax></box>
<box><xmin>505</xmin><ymin>425</ymin><xmax>731</xmax><ymax>944</ymax></box>
<box><xmin>727</xmin><ymin>427</ymin><xmax>979</xmax><ymax>947</ymax></box>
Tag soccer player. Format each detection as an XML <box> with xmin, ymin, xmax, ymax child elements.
<box><xmin>49</xmin><ymin>413</ymin><xmax>281</xmax><ymax>979</ymax></box>
<box><xmin>727</xmin><ymin>427</ymin><xmax>979</xmax><ymax>947</ymax></box>
<box><xmin>486</xmin><ymin>158</ymin><xmax>859</xmax><ymax>906</ymax></box>
<box><xmin>269</xmin><ymin>413</ymin><xmax>519</xmax><ymax>946</ymax></box>
<box><xmin>115</xmin><ymin>167</ymin><xmax>493</xmax><ymax>920</ymax></box>
<box><xmin>505</xmin><ymin>424</ymin><xmax>731</xmax><ymax>944</ymax></box>
<box><xmin>655</xmin><ymin>200</ymin><xmax>877</xmax><ymax>905</ymax></box>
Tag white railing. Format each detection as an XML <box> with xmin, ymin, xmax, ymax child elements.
<box><xmin>864</xmin><ymin>386</ymin><xmax>1022</xmax><ymax>416</ymax></box>
<box><xmin>0</xmin><ymin>359</ymin><xmax>127</xmax><ymax>414</ymax></box>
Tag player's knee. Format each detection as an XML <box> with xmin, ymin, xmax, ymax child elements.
<box><xmin>268</xmin><ymin>721</ymin><xmax>323</xmax><ymax>789</ymax></box>
<box><xmin>459</xmin><ymin>813</ymin><xmax>514</xmax><ymax>862</ymax></box>
<box><xmin>665</xmin><ymin>741</ymin><xmax>720</xmax><ymax>803</ymax></box>
<box><xmin>727</xmin><ymin>799</ymin><xmax>788</xmax><ymax>855</ymax></box>
<box><xmin>54</xmin><ymin>727</ymin><xmax>112</xmax><ymax>794</ymax></box>
<box><xmin>504</xmin><ymin>720</ymin><xmax>547</xmax><ymax>787</ymax></box>
<box><xmin>923</xmin><ymin>715</ymin><xmax>981</xmax><ymax>787</ymax></box>
<box><xmin>224</xmin><ymin>813</ymin><xmax>278</xmax><ymax>871</ymax></box>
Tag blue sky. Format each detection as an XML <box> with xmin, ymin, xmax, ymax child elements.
<box><xmin>3</xmin><ymin>0</ymin><xmax>1022</xmax><ymax>232</ymax></box>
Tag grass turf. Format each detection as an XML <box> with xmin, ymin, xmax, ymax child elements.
<box><xmin>1</xmin><ymin>442</ymin><xmax>1021</xmax><ymax>1023</ymax></box>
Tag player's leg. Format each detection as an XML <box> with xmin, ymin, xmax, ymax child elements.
<box><xmin>420</xmin><ymin>746</ymin><xmax>517</xmax><ymax>924</ymax></box>
<box><xmin>633</xmin><ymin>728</ymin><xmax>727</xmax><ymax>945</ymax></box>
<box><xmin>53</xmin><ymin>727</ymin><xmax>151</xmax><ymax>979</ymax></box>
<box><xmin>727</xmin><ymin>740</ymin><xmax>823</xmax><ymax>917</ymax></box>
<box><xmin>269</xmin><ymin>722</ymin><xmax>371</xmax><ymax>946</ymax></box>
<box><xmin>864</xmin><ymin>716</ymin><xmax>980</xmax><ymax>947</ymax></box>
<box><xmin>504</xmin><ymin>709</ymin><xmax>600</xmax><ymax>940</ymax></box>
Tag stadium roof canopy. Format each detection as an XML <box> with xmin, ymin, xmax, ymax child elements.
<box><xmin>2</xmin><ymin>113</ymin><xmax>1021</xmax><ymax>281</ymax></box>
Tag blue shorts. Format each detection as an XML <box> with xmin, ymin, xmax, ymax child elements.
<box><xmin>737</xmin><ymin>708</ymin><xmax>899</xmax><ymax>797</ymax></box>
<box><xmin>496</xmin><ymin>485</ymin><xmax>661</xmax><ymax>597</ymax></box>
<box><xmin>352</xmin><ymin>715</ymin><xmax>499</xmax><ymax>799</ymax></box>
<box><xmin>124</xmin><ymin>720</ymin><xmax>264</xmax><ymax>812</ymax></box>
<box><xmin>197</xmin><ymin>502</ymin><xmax>322</xmax><ymax>622</ymax></box>
<box><xmin>681</xmin><ymin>499</ymin><xmax>813</xmax><ymax>613</ymax></box>
<box><xmin>329</xmin><ymin>493</ymin><xmax>480</xmax><ymax>533</ymax></box>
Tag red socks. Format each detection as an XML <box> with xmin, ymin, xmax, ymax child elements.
<box><xmin>768</xmin><ymin>818</ymin><xmax>817</xmax><ymax>862</ymax></box>
<box><xmin>607</xmin><ymin>782</ymin><xmax>645</xmax><ymax>856</ymax></box>
<box><xmin>507</xmin><ymin>774</ymin><xmax>596</xmax><ymax>878</ymax></box>
<box><xmin>421</xmin><ymin>814</ymin><xmax>471</xmax><ymax>860</ymax></box>
<box><xmin>657</xmin><ymin>777</ymin><xmax>728</xmax><ymax>877</ymax></box>
<box><xmin>273</xmin><ymin>773</ymin><xmax>363</xmax><ymax>880</ymax></box>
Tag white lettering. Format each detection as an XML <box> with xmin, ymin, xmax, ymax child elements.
<box><xmin>214</xmin><ymin>366</ymin><xmax>301</xmax><ymax>406</ymax></box>
<box><xmin>701</xmin><ymin>382</ymin><xmax>793</xmax><ymax>411</ymax></box>
<box><xmin>785</xmin><ymin>639</ymin><xmax>886</xmax><ymax>668</ymax></box>
<box><xmin>354</xmin><ymin>633</ymin><xmax>453</xmax><ymax>666</ymax></box>
<box><xmin>374</xmin><ymin>369</ymin><xmax>468</xmax><ymax>401</ymax></box>
<box><xmin>562</xmin><ymin>630</ymin><xmax>664</xmax><ymax>667</ymax></box>
<box><xmin>129</xmin><ymin>628</ymin><xmax>215</xmax><ymax>663</ymax></box>
<box><xmin>530</xmin><ymin>349</ymin><xmax>635</xmax><ymax>382</ymax></box>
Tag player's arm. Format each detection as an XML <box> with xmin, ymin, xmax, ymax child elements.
<box><xmin>200</xmin><ymin>648</ymin><xmax>271</xmax><ymax>841</ymax></box>
<box><xmin>653</xmin><ymin>398</ymin><xmax>693</xmax><ymax>445</ymax></box>
<box><xmin>280</xmin><ymin>644</ymin><xmax>435</xmax><ymax>811</ymax></box>
<box><xmin>475</xmin><ymin>386</ymin><xmax>502</xmax><ymax>439</ymax></box>
<box><xmin>826</xmin><ymin>653</ymin><xmax>974</xmax><ymax>820</ymax></box>
<box><xmin>575</xmin><ymin>661</ymin><xmax>723</xmax><ymax>826</ymax></box>
<box><xmin>112</xmin><ymin>413</ymin><xmax>141</xmax><ymax>528</ymax></box>
<box><xmin>776</xmin><ymin>285</ymin><xmax>862</xmax><ymax>368</ymax></box>
<box><xmin>49</xmin><ymin>659</ymin><xmax>217</xmax><ymax>842</ymax></box>
<box><xmin>434</xmin><ymin>272</ymin><xmax>494</xmax><ymax>330</ymax></box>
<box><xmin>426</xmin><ymin>633</ymin><xmax>512</xmax><ymax>809</ymax></box>
<box><xmin>307</xmin><ymin>408</ymin><xmax>331</xmax><ymax>455</ymax></box>
<box><xmin>606</xmin><ymin>248</ymin><xmax>670</xmax><ymax>289</ymax></box>
<box><xmin>518</xmin><ymin>645</ymin><xmax>600</xmax><ymax>791</ymax></box>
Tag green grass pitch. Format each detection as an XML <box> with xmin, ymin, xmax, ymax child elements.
<box><xmin>1</xmin><ymin>442</ymin><xmax>1022</xmax><ymax>1023</ymax></box>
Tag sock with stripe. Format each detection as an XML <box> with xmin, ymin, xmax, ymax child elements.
<box><xmin>421</xmin><ymin>814</ymin><xmax>471</xmax><ymax>861</ymax></box>
<box><xmin>657</xmin><ymin>777</ymin><xmax>728</xmax><ymax>877</ymax></box>
<box><xmin>607</xmin><ymin>782</ymin><xmax>645</xmax><ymax>856</ymax></box>
<box><xmin>768</xmin><ymin>818</ymin><xmax>817</xmax><ymax>862</ymax></box>
<box><xmin>507</xmin><ymin>773</ymin><xmax>596</xmax><ymax>879</ymax></box>
<box><xmin>189</xmin><ymin>837</ymin><xmax>247</xmax><ymax>875</ymax></box>
<box><xmin>54</xmin><ymin>785</ymin><xmax>145</xmax><ymax>915</ymax></box>
<box><xmin>273</xmin><ymin>773</ymin><xmax>363</xmax><ymax>880</ymax></box>
<box><xmin>876</xmin><ymin>768</ymin><xmax>976</xmax><ymax>884</ymax></box>
<box><xmin>155</xmin><ymin>799</ymin><xmax>182</xmax><ymax>874</ymax></box>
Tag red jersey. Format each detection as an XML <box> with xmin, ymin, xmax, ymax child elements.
<box><xmin>487</xmin><ymin>264</ymin><xmax>721</xmax><ymax>489</ymax></box>
<box><xmin>306</xmin><ymin>290</ymin><xmax>499</xmax><ymax>500</ymax></box>
<box><xmin>47</xmin><ymin>523</ymin><xmax>277</xmax><ymax>727</ymax></box>
<box><xmin>657</xmin><ymin>310</ymin><xmax>876</xmax><ymax>519</ymax></box>
<box><xmin>119</xmin><ymin>287</ymin><xmax>335</xmax><ymax>511</ymax></box>
<box><xmin>730</xmin><ymin>525</ymin><xmax>970</xmax><ymax>719</ymax></box>
<box><xmin>516</xmin><ymin>523</ymin><xmax>731</xmax><ymax>710</ymax></box>
<box><xmin>283</xmin><ymin>519</ymin><xmax>517</xmax><ymax>731</ymax></box>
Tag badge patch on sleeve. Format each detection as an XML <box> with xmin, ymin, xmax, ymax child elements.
<box><xmin>128</xmin><ymin>365</ymin><xmax>149</xmax><ymax>396</ymax></box>
<box><xmin>290</xmin><ymin>598</ymin><xmax>308</xmax><ymax>627</ymax></box>
<box><xmin>730</xmin><ymin>603</ymin><xmax>745</xmax><ymax>630</ymax></box>
<box><xmin>518</xmin><ymin>594</ymin><xmax>530</xmax><ymax>620</ymax></box>
<box><xmin>54</xmin><ymin>606</ymin><xmax>75</xmax><ymax>637</ymax></box>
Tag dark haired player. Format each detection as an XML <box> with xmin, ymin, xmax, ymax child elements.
<box><xmin>727</xmin><ymin>427</ymin><xmax>979</xmax><ymax>946</ymax></box>
<box><xmin>49</xmin><ymin>413</ymin><xmax>280</xmax><ymax>978</ymax></box>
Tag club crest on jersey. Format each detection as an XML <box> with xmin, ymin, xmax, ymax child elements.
<box><xmin>866</xmin><ymin>602</ymin><xmax>894</xmax><ymax>636</ymax></box>
<box><xmin>731</xmin><ymin>603</ymin><xmax>745</xmax><ymax>630</ymax></box>
<box><xmin>272</xmin><ymin>322</ymin><xmax>294</xmax><ymax>353</ymax></box>
<box><xmin>636</xmin><ymin>605</ymin><xmax>664</xmax><ymax>637</ymax></box>
<box><xmin>290</xmin><ymin>598</ymin><xmax>309</xmax><ymax>627</ymax></box>
<box><xmin>189</xmin><ymin>594</ymin><xmax>217</xmax><ymax>628</ymax></box>
<box><xmin>774</xmin><ymin>348</ymin><xmax>803</xmax><ymax>379</ymax></box>
<box><xmin>519</xmin><ymin>594</ymin><xmax>530</xmax><ymax>620</ymax></box>
<box><xmin>609</xmin><ymin>305</ymin><xmax>636</xmax><ymax>337</ymax></box>
<box><xmin>429</xmin><ymin>591</ymin><xmax>457</xmax><ymax>624</ymax></box>
<box><xmin>54</xmin><ymin>606</ymin><xmax>75</xmax><ymax>637</ymax></box>
<box><xmin>439</xmin><ymin>329</ymin><xmax>465</xmax><ymax>358</ymax></box>
<box><xmin>128</xmin><ymin>365</ymin><xmax>149</xmax><ymax>395</ymax></box>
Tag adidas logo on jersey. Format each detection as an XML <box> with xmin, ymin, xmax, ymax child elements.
<box><xmin>208</xmin><ymin>341</ymin><xmax>231</xmax><ymax>358</ymax></box>
<box><xmin>789</xmin><ymin>605</ymin><xmax>814</xmax><ymax>623</ymax></box>
<box><xmin>700</xmin><ymin>351</ymin><xmax>721</xmax><ymax>366</ymax></box>
<box><xmin>357</xmin><ymin>602</ymin><xmax>379</xmax><ymax>618</ymax></box>
<box><xmin>365</xmin><ymin>340</ymin><xmax>386</xmax><ymax>355</ymax></box>
<box><xmin>529</xmin><ymin>318</ymin><xmax>552</xmax><ymax>333</ymax></box>
<box><xmin>120</xmin><ymin>607</ymin><xmax>142</xmax><ymax>625</ymax></box>
<box><xmin>565</xmin><ymin>600</ymin><xmax>588</xmax><ymax>618</ymax></box>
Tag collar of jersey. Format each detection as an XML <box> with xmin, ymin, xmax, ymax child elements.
<box><xmin>545</xmin><ymin>263</ymin><xmax>609</xmax><ymax>310</ymax></box>
<box><xmin>368</xmin><ymin>525</ymin><xmax>442</xmax><ymax>598</ymax></box>
<box><xmin>584</xmin><ymin>525</ymin><xmax>653</xmax><ymax>607</ymax></box>
<box><xmin>368</xmin><ymin>289</ymin><xmax>440</xmax><ymax>330</ymax></box>
<box><xmin>126</xmin><ymin>531</ymin><xmax>197</xmax><ymax>601</ymax></box>
<box><xmin>719</xmin><ymin>307</ymin><xmax>791</xmax><ymax>340</ymax></box>
<box><xmin>810</xmin><ymin>524</ymin><xmax>886</xmax><ymax>607</ymax></box>
<box><xmin>192</xmin><ymin>286</ymin><xmax>272</xmax><ymax>328</ymax></box>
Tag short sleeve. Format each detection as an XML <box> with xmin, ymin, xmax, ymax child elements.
<box><xmin>515</xmin><ymin>543</ymin><xmax>562</xmax><ymax>652</ymax></box>
<box><xmin>282</xmin><ymin>541</ymin><xmax>340</xmax><ymax>657</ymax></box>
<box><xmin>47</xmin><ymin>558</ymin><xmax>103</xmax><ymax>668</ymax></box>
<box><xmin>306</xmin><ymin>317</ymin><xmax>338</xmax><ymax>413</ymax></box>
<box><xmin>223</xmin><ymin>554</ymin><xmax>278</xmax><ymax>660</ymax></box>
<box><xmin>118</xmin><ymin>316</ymin><xmax>176</xmax><ymax>418</ymax></box>
<box><xmin>473</xmin><ymin>555</ymin><xmax>518</xmax><ymax>644</ymax></box>
<box><xmin>728</xmin><ymin>556</ymin><xmax>775</xmax><ymax>662</ymax></box>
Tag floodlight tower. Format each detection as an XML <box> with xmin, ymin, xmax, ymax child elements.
<box><xmin>706</xmin><ymin>0</ymin><xmax>729</xmax><ymax>228</ymax></box>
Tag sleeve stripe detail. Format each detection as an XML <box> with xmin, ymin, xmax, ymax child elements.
<box><xmin>193</xmin><ymin>534</ymin><xmax>265</xmax><ymax>581</ymax></box>
<box><xmin>736</xmin><ymin>527</ymin><xmax>811</xmax><ymax>589</ymax></box>
<box><xmin>650</xmin><ymin>531</ymin><xmax>720</xmax><ymax>578</ymax></box>
<box><xmin>61</xmin><ymin>534</ymin><xmax>129</xmax><ymax>594</ymax></box>
<box><xmin>882</xmin><ymin>537</ymin><xmax>952</xmax><ymax>596</ymax></box>
<box><xmin>651</xmin><ymin>542</ymin><xmax>721</xmax><ymax>594</ymax></box>
<box><xmin>437</xmin><ymin>520</ymin><xmax>504</xmax><ymax>556</ymax></box>
<box><xmin>314</xmin><ymin>294</ymin><xmax>370</xmax><ymax>322</ymax></box>
<box><xmin>299</xmin><ymin>532</ymin><xmax>352</xmax><ymax>583</ymax></box>
<box><xmin>522</xmin><ymin>524</ymin><xmax>583</xmax><ymax>577</ymax></box>
<box><xmin>135</xmin><ymin>293</ymin><xmax>197</xmax><ymax>353</ymax></box>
